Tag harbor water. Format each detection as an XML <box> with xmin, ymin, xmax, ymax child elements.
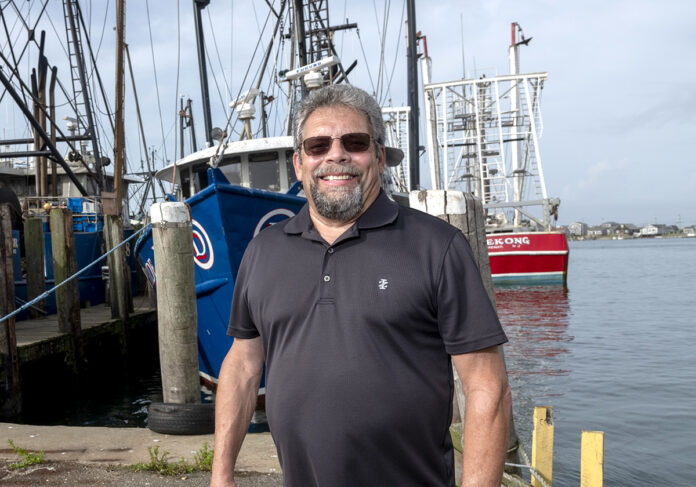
<box><xmin>500</xmin><ymin>237</ymin><xmax>695</xmax><ymax>486</ymax></box>
<box><xmin>16</xmin><ymin>238</ymin><xmax>694</xmax><ymax>485</ymax></box>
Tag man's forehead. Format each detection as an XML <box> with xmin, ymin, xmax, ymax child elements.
<box><xmin>304</xmin><ymin>105</ymin><xmax>369</xmax><ymax>129</ymax></box>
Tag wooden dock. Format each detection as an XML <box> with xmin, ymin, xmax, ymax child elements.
<box><xmin>3</xmin><ymin>295</ymin><xmax>157</xmax><ymax>419</ymax></box>
<box><xmin>15</xmin><ymin>295</ymin><xmax>153</xmax><ymax>349</ymax></box>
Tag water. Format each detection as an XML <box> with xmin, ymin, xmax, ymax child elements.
<box><xmin>499</xmin><ymin>238</ymin><xmax>696</xmax><ymax>486</ymax></box>
<box><xmin>18</xmin><ymin>344</ymin><xmax>163</xmax><ymax>429</ymax></box>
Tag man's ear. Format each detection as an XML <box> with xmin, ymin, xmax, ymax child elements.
<box><xmin>377</xmin><ymin>146</ymin><xmax>386</xmax><ymax>174</ymax></box>
<box><xmin>292</xmin><ymin>152</ymin><xmax>303</xmax><ymax>181</ymax></box>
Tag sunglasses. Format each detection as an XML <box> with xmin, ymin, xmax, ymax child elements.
<box><xmin>302</xmin><ymin>133</ymin><xmax>373</xmax><ymax>156</ymax></box>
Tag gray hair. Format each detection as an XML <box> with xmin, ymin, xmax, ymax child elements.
<box><xmin>292</xmin><ymin>84</ymin><xmax>386</xmax><ymax>158</ymax></box>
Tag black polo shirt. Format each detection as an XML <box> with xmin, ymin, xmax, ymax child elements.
<box><xmin>228</xmin><ymin>190</ymin><xmax>507</xmax><ymax>487</ymax></box>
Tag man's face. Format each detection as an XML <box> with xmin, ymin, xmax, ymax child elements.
<box><xmin>293</xmin><ymin>105</ymin><xmax>385</xmax><ymax>223</ymax></box>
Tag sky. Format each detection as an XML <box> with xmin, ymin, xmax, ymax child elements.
<box><xmin>1</xmin><ymin>0</ymin><xmax>694</xmax><ymax>227</ymax></box>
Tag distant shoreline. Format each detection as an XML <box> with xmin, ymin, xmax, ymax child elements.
<box><xmin>568</xmin><ymin>234</ymin><xmax>694</xmax><ymax>241</ymax></box>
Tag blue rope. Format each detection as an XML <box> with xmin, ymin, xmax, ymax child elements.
<box><xmin>0</xmin><ymin>224</ymin><xmax>151</xmax><ymax>324</ymax></box>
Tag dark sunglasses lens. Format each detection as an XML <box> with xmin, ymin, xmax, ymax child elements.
<box><xmin>342</xmin><ymin>133</ymin><xmax>371</xmax><ymax>152</ymax></box>
<box><xmin>304</xmin><ymin>136</ymin><xmax>332</xmax><ymax>155</ymax></box>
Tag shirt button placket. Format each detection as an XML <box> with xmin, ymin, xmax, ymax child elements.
<box><xmin>320</xmin><ymin>246</ymin><xmax>335</xmax><ymax>299</ymax></box>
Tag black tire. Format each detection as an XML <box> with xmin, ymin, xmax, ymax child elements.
<box><xmin>147</xmin><ymin>402</ymin><xmax>215</xmax><ymax>435</ymax></box>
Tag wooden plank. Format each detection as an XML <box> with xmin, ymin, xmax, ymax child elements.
<box><xmin>0</xmin><ymin>204</ymin><xmax>21</xmax><ymax>416</ymax></box>
<box><xmin>24</xmin><ymin>218</ymin><xmax>46</xmax><ymax>318</ymax></box>
<box><xmin>581</xmin><ymin>431</ymin><xmax>604</xmax><ymax>487</ymax></box>
<box><xmin>14</xmin><ymin>296</ymin><xmax>152</xmax><ymax>348</ymax></box>
<box><xmin>531</xmin><ymin>406</ymin><xmax>554</xmax><ymax>486</ymax></box>
<box><xmin>151</xmin><ymin>202</ymin><xmax>200</xmax><ymax>404</ymax></box>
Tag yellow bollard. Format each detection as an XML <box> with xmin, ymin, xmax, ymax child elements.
<box><xmin>531</xmin><ymin>406</ymin><xmax>554</xmax><ymax>486</ymax></box>
<box><xmin>581</xmin><ymin>431</ymin><xmax>604</xmax><ymax>487</ymax></box>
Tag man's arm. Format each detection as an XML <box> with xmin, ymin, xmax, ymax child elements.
<box><xmin>210</xmin><ymin>337</ymin><xmax>264</xmax><ymax>487</ymax></box>
<box><xmin>452</xmin><ymin>345</ymin><xmax>511</xmax><ymax>487</ymax></box>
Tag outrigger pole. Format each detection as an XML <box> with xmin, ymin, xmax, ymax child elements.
<box><xmin>406</xmin><ymin>0</ymin><xmax>420</xmax><ymax>190</ymax></box>
<box><xmin>193</xmin><ymin>0</ymin><xmax>213</xmax><ymax>147</ymax></box>
<box><xmin>0</xmin><ymin>68</ymin><xmax>89</xmax><ymax>196</ymax></box>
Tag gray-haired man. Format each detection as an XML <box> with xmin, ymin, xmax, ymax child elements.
<box><xmin>211</xmin><ymin>84</ymin><xmax>511</xmax><ymax>487</ymax></box>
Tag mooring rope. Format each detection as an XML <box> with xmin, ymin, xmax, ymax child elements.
<box><xmin>509</xmin><ymin>439</ymin><xmax>552</xmax><ymax>487</ymax></box>
<box><xmin>0</xmin><ymin>224</ymin><xmax>150</xmax><ymax>324</ymax></box>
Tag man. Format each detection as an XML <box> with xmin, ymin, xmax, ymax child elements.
<box><xmin>211</xmin><ymin>84</ymin><xmax>511</xmax><ymax>487</ymax></box>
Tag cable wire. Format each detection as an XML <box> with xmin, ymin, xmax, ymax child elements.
<box><xmin>145</xmin><ymin>0</ymin><xmax>168</xmax><ymax>163</ymax></box>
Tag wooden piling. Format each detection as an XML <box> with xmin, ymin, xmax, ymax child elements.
<box><xmin>49</xmin><ymin>208</ymin><xmax>83</xmax><ymax>364</ymax></box>
<box><xmin>104</xmin><ymin>215</ymin><xmax>132</xmax><ymax>320</ymax></box>
<box><xmin>0</xmin><ymin>204</ymin><xmax>21</xmax><ymax>417</ymax></box>
<box><xmin>24</xmin><ymin>218</ymin><xmax>46</xmax><ymax>318</ymax></box>
<box><xmin>581</xmin><ymin>431</ymin><xmax>604</xmax><ymax>487</ymax></box>
<box><xmin>409</xmin><ymin>189</ymin><xmax>520</xmax><ymax>471</ymax></box>
<box><xmin>531</xmin><ymin>406</ymin><xmax>554</xmax><ymax>486</ymax></box>
<box><xmin>151</xmin><ymin>202</ymin><xmax>200</xmax><ymax>404</ymax></box>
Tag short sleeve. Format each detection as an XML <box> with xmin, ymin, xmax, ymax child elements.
<box><xmin>437</xmin><ymin>232</ymin><xmax>508</xmax><ymax>354</ymax></box>
<box><xmin>227</xmin><ymin>247</ymin><xmax>260</xmax><ymax>339</ymax></box>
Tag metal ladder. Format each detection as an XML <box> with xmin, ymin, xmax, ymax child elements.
<box><xmin>62</xmin><ymin>0</ymin><xmax>88</xmax><ymax>134</ymax></box>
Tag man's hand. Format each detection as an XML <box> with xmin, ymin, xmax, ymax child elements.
<box><xmin>210</xmin><ymin>337</ymin><xmax>264</xmax><ymax>487</ymax></box>
<box><xmin>452</xmin><ymin>345</ymin><xmax>511</xmax><ymax>487</ymax></box>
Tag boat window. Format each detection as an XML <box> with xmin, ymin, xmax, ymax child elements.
<box><xmin>249</xmin><ymin>152</ymin><xmax>280</xmax><ymax>191</ymax></box>
<box><xmin>192</xmin><ymin>163</ymin><xmax>208</xmax><ymax>192</ymax></box>
<box><xmin>219</xmin><ymin>156</ymin><xmax>242</xmax><ymax>185</ymax></box>
<box><xmin>180</xmin><ymin>168</ymin><xmax>191</xmax><ymax>198</ymax></box>
<box><xmin>286</xmin><ymin>150</ymin><xmax>298</xmax><ymax>185</ymax></box>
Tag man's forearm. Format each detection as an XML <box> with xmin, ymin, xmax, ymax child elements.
<box><xmin>460</xmin><ymin>384</ymin><xmax>511</xmax><ymax>487</ymax></box>
<box><xmin>210</xmin><ymin>339</ymin><xmax>263</xmax><ymax>487</ymax></box>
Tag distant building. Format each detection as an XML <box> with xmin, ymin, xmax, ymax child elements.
<box><xmin>614</xmin><ymin>223</ymin><xmax>638</xmax><ymax>236</ymax></box>
<box><xmin>640</xmin><ymin>224</ymin><xmax>668</xmax><ymax>236</ymax></box>
<box><xmin>600</xmin><ymin>221</ymin><xmax>620</xmax><ymax>233</ymax></box>
<box><xmin>588</xmin><ymin>226</ymin><xmax>607</xmax><ymax>237</ymax></box>
<box><xmin>568</xmin><ymin>221</ymin><xmax>588</xmax><ymax>237</ymax></box>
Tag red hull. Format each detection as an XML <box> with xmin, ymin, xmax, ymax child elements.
<box><xmin>486</xmin><ymin>232</ymin><xmax>569</xmax><ymax>284</ymax></box>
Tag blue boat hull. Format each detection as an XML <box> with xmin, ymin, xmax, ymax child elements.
<box><xmin>134</xmin><ymin>168</ymin><xmax>305</xmax><ymax>386</ymax></box>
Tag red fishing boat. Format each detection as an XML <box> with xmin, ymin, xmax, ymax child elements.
<box><xmin>416</xmin><ymin>23</ymin><xmax>569</xmax><ymax>285</ymax></box>
<box><xmin>487</xmin><ymin>231</ymin><xmax>569</xmax><ymax>284</ymax></box>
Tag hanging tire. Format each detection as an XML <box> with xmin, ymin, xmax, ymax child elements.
<box><xmin>147</xmin><ymin>402</ymin><xmax>215</xmax><ymax>435</ymax></box>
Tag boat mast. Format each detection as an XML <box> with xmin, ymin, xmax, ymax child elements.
<box><xmin>64</xmin><ymin>0</ymin><xmax>105</xmax><ymax>193</ymax></box>
<box><xmin>114</xmin><ymin>0</ymin><xmax>126</xmax><ymax>215</ymax></box>
<box><xmin>406</xmin><ymin>0</ymin><xmax>420</xmax><ymax>190</ymax></box>
<box><xmin>292</xmin><ymin>0</ymin><xmax>309</xmax><ymax>98</ymax></box>
<box><xmin>193</xmin><ymin>0</ymin><xmax>213</xmax><ymax>147</ymax></box>
<box><xmin>509</xmin><ymin>22</ymin><xmax>531</xmax><ymax>227</ymax></box>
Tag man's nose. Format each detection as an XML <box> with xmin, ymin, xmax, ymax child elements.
<box><xmin>324</xmin><ymin>137</ymin><xmax>350</xmax><ymax>162</ymax></box>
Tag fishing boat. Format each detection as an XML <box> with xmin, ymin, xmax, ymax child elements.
<box><xmin>420</xmin><ymin>23</ymin><xmax>569</xmax><ymax>285</ymax></box>
<box><xmin>133</xmin><ymin>1</ymin><xmax>410</xmax><ymax>392</ymax></box>
<box><xmin>0</xmin><ymin>1</ymin><xmax>147</xmax><ymax>320</ymax></box>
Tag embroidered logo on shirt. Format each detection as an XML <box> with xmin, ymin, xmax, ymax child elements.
<box><xmin>378</xmin><ymin>278</ymin><xmax>389</xmax><ymax>290</ymax></box>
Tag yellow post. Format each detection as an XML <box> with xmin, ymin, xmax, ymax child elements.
<box><xmin>581</xmin><ymin>431</ymin><xmax>604</xmax><ymax>487</ymax></box>
<box><xmin>531</xmin><ymin>406</ymin><xmax>554</xmax><ymax>486</ymax></box>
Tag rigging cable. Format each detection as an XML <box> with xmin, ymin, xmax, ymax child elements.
<box><xmin>204</xmin><ymin>28</ymin><xmax>228</xmax><ymax>116</ymax></box>
<box><xmin>213</xmin><ymin>3</ymin><xmax>275</xmax><ymax>159</ymax></box>
<box><xmin>381</xmin><ymin>0</ymin><xmax>406</xmax><ymax>106</ymax></box>
<box><xmin>371</xmin><ymin>0</ymin><xmax>386</xmax><ymax>99</ymax></box>
<box><xmin>205</xmin><ymin>7</ymin><xmax>232</xmax><ymax>103</ymax></box>
<box><xmin>355</xmin><ymin>29</ymin><xmax>376</xmax><ymax>95</ymax></box>
<box><xmin>144</xmin><ymin>0</ymin><xmax>169</xmax><ymax>164</ymax></box>
<box><xmin>173</xmin><ymin>0</ymin><xmax>180</xmax><ymax>165</ymax></box>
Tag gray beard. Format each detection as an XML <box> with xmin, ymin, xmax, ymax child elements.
<box><xmin>309</xmin><ymin>182</ymin><xmax>363</xmax><ymax>222</ymax></box>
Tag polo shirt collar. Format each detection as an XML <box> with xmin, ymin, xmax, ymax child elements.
<box><xmin>283</xmin><ymin>190</ymin><xmax>399</xmax><ymax>238</ymax></box>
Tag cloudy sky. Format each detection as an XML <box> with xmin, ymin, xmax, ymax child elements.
<box><xmin>1</xmin><ymin>0</ymin><xmax>694</xmax><ymax>226</ymax></box>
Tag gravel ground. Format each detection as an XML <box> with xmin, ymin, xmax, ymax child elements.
<box><xmin>0</xmin><ymin>460</ymin><xmax>284</xmax><ymax>486</ymax></box>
